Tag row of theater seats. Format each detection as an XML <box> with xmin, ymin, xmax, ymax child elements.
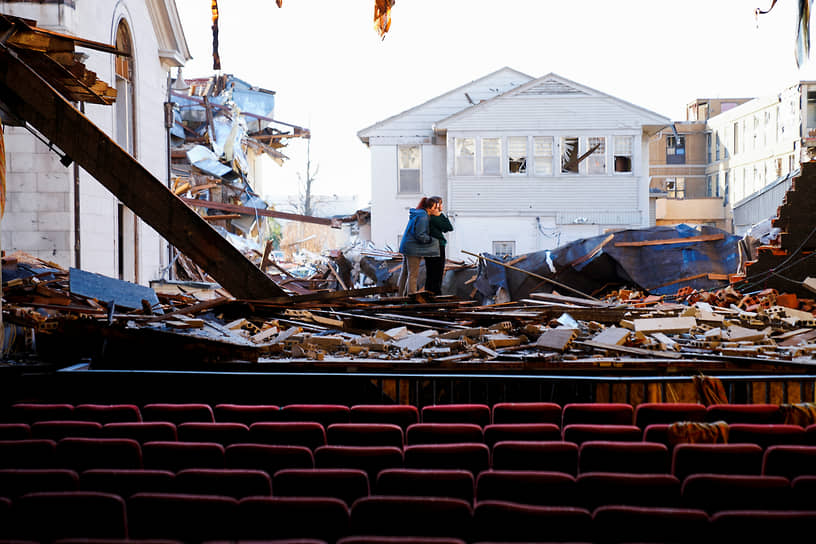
<box><xmin>2</xmin><ymin>400</ymin><xmax>808</xmax><ymax>428</ymax></box>
<box><xmin>4</xmin><ymin>436</ymin><xmax>816</xmax><ymax>479</ymax></box>
<box><xmin>4</xmin><ymin>419</ymin><xmax>816</xmax><ymax>449</ymax></box>
<box><xmin>2</xmin><ymin>465</ymin><xmax>816</xmax><ymax>510</ymax></box>
<box><xmin>2</xmin><ymin>490</ymin><xmax>816</xmax><ymax>543</ymax></box>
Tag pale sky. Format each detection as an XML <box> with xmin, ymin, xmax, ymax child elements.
<box><xmin>174</xmin><ymin>0</ymin><xmax>816</xmax><ymax>208</ymax></box>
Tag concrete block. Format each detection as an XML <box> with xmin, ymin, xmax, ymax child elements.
<box><xmin>35</xmin><ymin>192</ymin><xmax>69</xmax><ymax>212</ymax></box>
<box><xmin>0</xmin><ymin>211</ymin><xmax>37</xmax><ymax>231</ymax></box>
<box><xmin>8</xmin><ymin>152</ymin><xmax>34</xmax><ymax>173</ymax></box>
<box><xmin>12</xmin><ymin>230</ymin><xmax>71</xmax><ymax>251</ymax></box>
<box><xmin>3</xmin><ymin>132</ymin><xmax>37</xmax><ymax>154</ymax></box>
<box><xmin>7</xmin><ymin>172</ymin><xmax>36</xmax><ymax>192</ymax></box>
<box><xmin>6</xmin><ymin>192</ymin><xmax>34</xmax><ymax>213</ymax></box>
<box><xmin>36</xmin><ymin>211</ymin><xmax>72</xmax><ymax>231</ymax></box>
<box><xmin>37</xmin><ymin>172</ymin><xmax>71</xmax><ymax>193</ymax></box>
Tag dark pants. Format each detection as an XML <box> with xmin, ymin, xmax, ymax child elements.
<box><xmin>424</xmin><ymin>245</ymin><xmax>446</xmax><ymax>295</ymax></box>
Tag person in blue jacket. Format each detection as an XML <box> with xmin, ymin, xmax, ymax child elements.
<box><xmin>397</xmin><ymin>197</ymin><xmax>440</xmax><ymax>295</ymax></box>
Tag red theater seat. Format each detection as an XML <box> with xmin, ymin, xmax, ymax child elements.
<box><xmin>0</xmin><ymin>423</ymin><xmax>31</xmax><ymax>440</ymax></box>
<box><xmin>491</xmin><ymin>440</ymin><xmax>578</xmax><ymax>475</ymax></box>
<box><xmin>0</xmin><ymin>468</ymin><xmax>79</xmax><ymax>498</ymax></box>
<box><xmin>376</xmin><ymin>468</ymin><xmax>475</xmax><ymax>503</ymax></box>
<box><xmin>102</xmin><ymin>421</ymin><xmax>178</xmax><ymax>443</ymax></box>
<box><xmin>214</xmin><ymin>403</ymin><xmax>281</xmax><ymax>424</ymax></box>
<box><xmin>705</xmin><ymin>403</ymin><xmax>781</xmax><ymax>424</ymax></box>
<box><xmin>405</xmin><ymin>423</ymin><xmax>483</xmax><ymax>445</ymax></box>
<box><xmin>681</xmin><ymin>473</ymin><xmax>792</xmax><ymax>513</ymax></box>
<box><xmin>403</xmin><ymin>443</ymin><xmax>490</xmax><ymax>476</ymax></box>
<box><xmin>591</xmin><ymin>505</ymin><xmax>710</xmax><ymax>543</ymax></box>
<box><xmin>11</xmin><ymin>491</ymin><xmax>127</xmax><ymax>541</ymax></box>
<box><xmin>762</xmin><ymin>445</ymin><xmax>816</xmax><ymax>479</ymax></box>
<box><xmin>280</xmin><ymin>404</ymin><xmax>350</xmax><ymax>427</ymax></box>
<box><xmin>273</xmin><ymin>468</ymin><xmax>370</xmax><ymax>506</ymax></box>
<box><xmin>634</xmin><ymin>402</ymin><xmax>707</xmax><ymax>429</ymax></box>
<box><xmin>727</xmin><ymin>423</ymin><xmax>807</xmax><ymax>449</ymax></box>
<box><xmin>141</xmin><ymin>403</ymin><xmax>214</xmax><ymax>424</ymax></box>
<box><xmin>31</xmin><ymin>421</ymin><xmax>103</xmax><ymax>440</ymax></box>
<box><xmin>421</xmin><ymin>404</ymin><xmax>490</xmax><ymax>426</ymax></box>
<box><xmin>176</xmin><ymin>422</ymin><xmax>250</xmax><ymax>446</ymax></box>
<box><xmin>672</xmin><ymin>443</ymin><xmax>763</xmax><ymax>480</ymax></box>
<box><xmin>225</xmin><ymin>443</ymin><xmax>314</xmax><ymax>474</ymax></box>
<box><xmin>142</xmin><ymin>441</ymin><xmax>224</xmax><ymax>471</ymax></box>
<box><xmin>0</xmin><ymin>439</ymin><xmax>57</xmax><ymax>469</ymax></box>
<box><xmin>476</xmin><ymin>470</ymin><xmax>578</xmax><ymax>507</ymax></box>
<box><xmin>127</xmin><ymin>492</ymin><xmax>239</xmax><ymax>541</ymax></box>
<box><xmin>473</xmin><ymin>500</ymin><xmax>593</xmax><ymax>543</ymax></box>
<box><xmin>562</xmin><ymin>403</ymin><xmax>633</xmax><ymax>426</ymax></box>
<box><xmin>483</xmin><ymin>423</ymin><xmax>561</xmax><ymax>447</ymax></box>
<box><xmin>173</xmin><ymin>468</ymin><xmax>272</xmax><ymax>498</ymax></box>
<box><xmin>561</xmin><ymin>424</ymin><xmax>641</xmax><ymax>445</ymax></box>
<box><xmin>56</xmin><ymin>437</ymin><xmax>142</xmax><ymax>471</ymax></box>
<box><xmin>576</xmin><ymin>472</ymin><xmax>681</xmax><ymax>510</ymax></box>
<box><xmin>238</xmin><ymin>496</ymin><xmax>350</xmax><ymax>542</ymax></box>
<box><xmin>578</xmin><ymin>440</ymin><xmax>670</xmax><ymax>474</ymax></box>
<box><xmin>9</xmin><ymin>403</ymin><xmax>74</xmax><ymax>424</ymax></box>
<box><xmin>709</xmin><ymin>510</ymin><xmax>816</xmax><ymax>542</ymax></box>
<box><xmin>249</xmin><ymin>421</ymin><xmax>326</xmax><ymax>450</ymax></box>
<box><xmin>350</xmin><ymin>404</ymin><xmax>419</xmax><ymax>430</ymax></box>
<box><xmin>350</xmin><ymin>496</ymin><xmax>472</xmax><ymax>539</ymax></box>
<box><xmin>314</xmin><ymin>445</ymin><xmax>403</xmax><ymax>481</ymax></box>
<box><xmin>80</xmin><ymin>468</ymin><xmax>174</xmax><ymax>497</ymax></box>
<box><xmin>327</xmin><ymin>423</ymin><xmax>404</xmax><ymax>448</ymax></box>
<box><xmin>73</xmin><ymin>403</ymin><xmax>141</xmax><ymax>424</ymax></box>
<box><xmin>491</xmin><ymin>402</ymin><xmax>562</xmax><ymax>425</ymax></box>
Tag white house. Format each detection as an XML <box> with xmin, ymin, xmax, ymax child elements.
<box><xmin>358</xmin><ymin>69</ymin><xmax>671</xmax><ymax>259</ymax></box>
<box><xmin>1</xmin><ymin>0</ymin><xmax>189</xmax><ymax>284</ymax></box>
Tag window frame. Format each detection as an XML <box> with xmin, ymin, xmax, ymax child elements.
<box><xmin>397</xmin><ymin>144</ymin><xmax>422</xmax><ymax>194</ymax></box>
<box><xmin>613</xmin><ymin>135</ymin><xmax>634</xmax><ymax>174</ymax></box>
<box><xmin>492</xmin><ymin>240</ymin><xmax>516</xmax><ymax>257</ymax></box>
<box><xmin>532</xmin><ymin>136</ymin><xmax>554</xmax><ymax>176</ymax></box>
<box><xmin>507</xmin><ymin>136</ymin><xmax>529</xmax><ymax>176</ymax></box>
<box><xmin>454</xmin><ymin>137</ymin><xmax>476</xmax><ymax>177</ymax></box>
<box><xmin>481</xmin><ymin>137</ymin><xmax>501</xmax><ymax>176</ymax></box>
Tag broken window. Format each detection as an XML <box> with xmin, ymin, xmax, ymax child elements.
<box><xmin>508</xmin><ymin>136</ymin><xmax>527</xmax><ymax>174</ymax></box>
<box><xmin>586</xmin><ymin>137</ymin><xmax>606</xmax><ymax>174</ymax></box>
<box><xmin>715</xmin><ymin>133</ymin><xmax>720</xmax><ymax>161</ymax></box>
<box><xmin>666</xmin><ymin>177</ymin><xmax>684</xmax><ymax>199</ymax></box>
<box><xmin>613</xmin><ymin>136</ymin><xmax>633</xmax><ymax>173</ymax></box>
<box><xmin>666</xmin><ymin>135</ymin><xmax>685</xmax><ymax>164</ymax></box>
<box><xmin>482</xmin><ymin>138</ymin><xmax>501</xmax><ymax>176</ymax></box>
<box><xmin>533</xmin><ymin>136</ymin><xmax>553</xmax><ymax>176</ymax></box>
<box><xmin>454</xmin><ymin>137</ymin><xmax>475</xmax><ymax>176</ymax></box>
<box><xmin>561</xmin><ymin>137</ymin><xmax>580</xmax><ymax>174</ymax></box>
<box><xmin>492</xmin><ymin>240</ymin><xmax>515</xmax><ymax>257</ymax></box>
<box><xmin>398</xmin><ymin>144</ymin><xmax>421</xmax><ymax>193</ymax></box>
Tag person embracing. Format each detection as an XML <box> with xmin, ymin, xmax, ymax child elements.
<box><xmin>397</xmin><ymin>197</ymin><xmax>440</xmax><ymax>295</ymax></box>
<box><xmin>424</xmin><ymin>196</ymin><xmax>453</xmax><ymax>295</ymax></box>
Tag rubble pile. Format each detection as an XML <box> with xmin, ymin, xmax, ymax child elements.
<box><xmin>2</xmin><ymin>250</ymin><xmax>815</xmax><ymax>372</ymax></box>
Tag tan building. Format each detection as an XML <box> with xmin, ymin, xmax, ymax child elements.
<box><xmin>649</xmin><ymin>99</ymin><xmax>751</xmax><ymax>231</ymax></box>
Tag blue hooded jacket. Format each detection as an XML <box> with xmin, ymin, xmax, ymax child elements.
<box><xmin>399</xmin><ymin>208</ymin><xmax>440</xmax><ymax>257</ymax></box>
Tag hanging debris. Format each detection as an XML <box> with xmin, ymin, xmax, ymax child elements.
<box><xmin>211</xmin><ymin>0</ymin><xmax>221</xmax><ymax>70</ymax></box>
<box><xmin>374</xmin><ymin>0</ymin><xmax>396</xmax><ymax>39</ymax></box>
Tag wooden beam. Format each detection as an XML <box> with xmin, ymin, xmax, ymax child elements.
<box><xmin>0</xmin><ymin>45</ymin><xmax>288</xmax><ymax>299</ymax></box>
<box><xmin>180</xmin><ymin>197</ymin><xmax>346</xmax><ymax>228</ymax></box>
<box><xmin>613</xmin><ymin>233</ymin><xmax>725</xmax><ymax>247</ymax></box>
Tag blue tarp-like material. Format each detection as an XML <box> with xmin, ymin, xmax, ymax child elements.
<box><xmin>474</xmin><ymin>224</ymin><xmax>742</xmax><ymax>302</ymax></box>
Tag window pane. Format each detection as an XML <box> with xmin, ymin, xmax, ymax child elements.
<box><xmin>482</xmin><ymin>138</ymin><xmax>501</xmax><ymax>176</ymax></box>
<box><xmin>533</xmin><ymin>136</ymin><xmax>553</xmax><ymax>175</ymax></box>
<box><xmin>508</xmin><ymin>136</ymin><xmax>527</xmax><ymax>174</ymax></box>
<box><xmin>586</xmin><ymin>136</ymin><xmax>605</xmax><ymax>174</ymax></box>
<box><xmin>561</xmin><ymin>137</ymin><xmax>579</xmax><ymax>173</ymax></box>
<box><xmin>455</xmin><ymin>138</ymin><xmax>475</xmax><ymax>176</ymax></box>
<box><xmin>613</xmin><ymin>136</ymin><xmax>633</xmax><ymax>173</ymax></box>
<box><xmin>492</xmin><ymin>241</ymin><xmax>515</xmax><ymax>256</ymax></box>
<box><xmin>398</xmin><ymin>145</ymin><xmax>421</xmax><ymax>193</ymax></box>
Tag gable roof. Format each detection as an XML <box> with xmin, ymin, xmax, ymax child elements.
<box><xmin>434</xmin><ymin>72</ymin><xmax>671</xmax><ymax>130</ymax></box>
<box><xmin>357</xmin><ymin>66</ymin><xmax>533</xmax><ymax>143</ymax></box>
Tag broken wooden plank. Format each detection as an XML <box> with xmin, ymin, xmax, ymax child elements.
<box><xmin>535</xmin><ymin>328</ymin><xmax>577</xmax><ymax>351</ymax></box>
<box><xmin>69</xmin><ymin>268</ymin><xmax>161</xmax><ymax>312</ymax></box>
<box><xmin>726</xmin><ymin>325</ymin><xmax>771</xmax><ymax>342</ymax></box>
<box><xmin>613</xmin><ymin>233</ymin><xmax>724</xmax><ymax>247</ymax></box>
<box><xmin>591</xmin><ymin>326</ymin><xmax>630</xmax><ymax>345</ymax></box>
<box><xmin>633</xmin><ymin>316</ymin><xmax>697</xmax><ymax>334</ymax></box>
<box><xmin>575</xmin><ymin>340</ymin><xmax>683</xmax><ymax>359</ymax></box>
<box><xmin>528</xmin><ymin>292</ymin><xmax>611</xmax><ymax>307</ymax></box>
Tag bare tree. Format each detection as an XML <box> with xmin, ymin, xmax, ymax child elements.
<box><xmin>294</xmin><ymin>136</ymin><xmax>323</xmax><ymax>216</ymax></box>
